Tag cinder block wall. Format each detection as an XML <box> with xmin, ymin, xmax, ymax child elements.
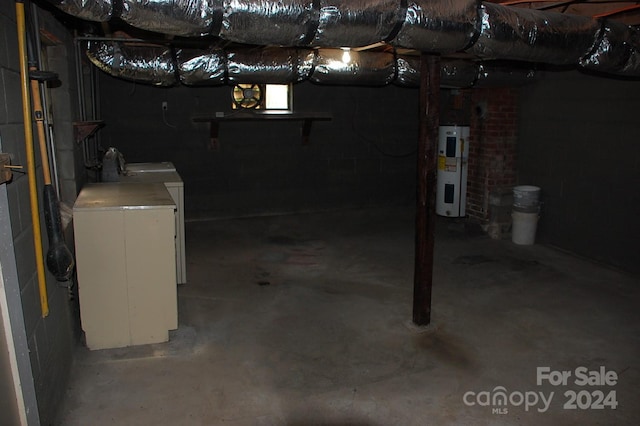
<box><xmin>0</xmin><ymin>2</ymin><xmax>81</xmax><ymax>424</ymax></box>
<box><xmin>97</xmin><ymin>77</ymin><xmax>420</xmax><ymax>218</ymax></box>
<box><xmin>466</xmin><ymin>88</ymin><xmax>519</xmax><ymax>222</ymax></box>
<box><xmin>517</xmin><ymin>70</ymin><xmax>640</xmax><ymax>274</ymax></box>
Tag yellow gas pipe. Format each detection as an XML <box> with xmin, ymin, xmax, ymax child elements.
<box><xmin>15</xmin><ymin>0</ymin><xmax>49</xmax><ymax>317</ymax></box>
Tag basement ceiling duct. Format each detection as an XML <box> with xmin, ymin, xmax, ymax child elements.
<box><xmin>467</xmin><ymin>2</ymin><xmax>601</xmax><ymax>65</ymax></box>
<box><xmin>51</xmin><ymin>0</ymin><xmax>113</xmax><ymax>22</ymax></box>
<box><xmin>220</xmin><ymin>0</ymin><xmax>319</xmax><ymax>46</ymax></box>
<box><xmin>394</xmin><ymin>56</ymin><xmax>478</xmax><ymax>88</ymax></box>
<box><xmin>579</xmin><ymin>21</ymin><xmax>640</xmax><ymax>77</ymax></box>
<box><xmin>177</xmin><ymin>48</ymin><xmax>226</xmax><ymax>85</ymax></box>
<box><xmin>119</xmin><ymin>0</ymin><xmax>221</xmax><ymax>37</ymax></box>
<box><xmin>88</xmin><ymin>40</ymin><xmax>536</xmax><ymax>88</ymax></box>
<box><xmin>392</xmin><ymin>0</ymin><xmax>480</xmax><ymax>53</ymax></box>
<box><xmin>226</xmin><ymin>47</ymin><xmax>314</xmax><ymax>83</ymax></box>
<box><xmin>86</xmin><ymin>41</ymin><xmax>177</xmax><ymax>86</ymax></box>
<box><xmin>394</xmin><ymin>55</ymin><xmax>419</xmax><ymax>87</ymax></box>
<box><xmin>474</xmin><ymin>62</ymin><xmax>537</xmax><ymax>87</ymax></box>
<box><xmin>310</xmin><ymin>49</ymin><xmax>395</xmax><ymax>86</ymax></box>
<box><xmin>310</xmin><ymin>0</ymin><xmax>406</xmax><ymax>47</ymax></box>
<box><xmin>48</xmin><ymin>0</ymin><xmax>640</xmax><ymax>78</ymax></box>
<box><xmin>394</xmin><ymin>56</ymin><xmax>536</xmax><ymax>88</ymax></box>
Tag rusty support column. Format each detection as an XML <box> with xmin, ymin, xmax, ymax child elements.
<box><xmin>413</xmin><ymin>53</ymin><xmax>441</xmax><ymax>326</ymax></box>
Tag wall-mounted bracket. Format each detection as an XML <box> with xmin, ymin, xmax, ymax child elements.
<box><xmin>192</xmin><ymin>112</ymin><xmax>332</xmax><ymax>150</ymax></box>
<box><xmin>1</xmin><ymin>153</ymin><xmax>23</xmax><ymax>184</ymax></box>
<box><xmin>73</xmin><ymin>120</ymin><xmax>104</xmax><ymax>143</ymax></box>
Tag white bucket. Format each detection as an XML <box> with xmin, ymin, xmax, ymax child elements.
<box><xmin>512</xmin><ymin>211</ymin><xmax>539</xmax><ymax>245</ymax></box>
<box><xmin>513</xmin><ymin>185</ymin><xmax>541</xmax><ymax>211</ymax></box>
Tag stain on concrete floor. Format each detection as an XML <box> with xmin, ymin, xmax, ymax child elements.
<box><xmin>59</xmin><ymin>207</ymin><xmax>640</xmax><ymax>425</ymax></box>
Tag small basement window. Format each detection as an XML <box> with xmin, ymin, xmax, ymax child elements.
<box><xmin>231</xmin><ymin>83</ymin><xmax>292</xmax><ymax>112</ymax></box>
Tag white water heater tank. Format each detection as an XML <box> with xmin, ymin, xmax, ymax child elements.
<box><xmin>436</xmin><ymin>125</ymin><xmax>470</xmax><ymax>217</ymax></box>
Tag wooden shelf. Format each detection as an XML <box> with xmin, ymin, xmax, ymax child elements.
<box><xmin>73</xmin><ymin>120</ymin><xmax>104</xmax><ymax>143</ymax></box>
<box><xmin>192</xmin><ymin>112</ymin><xmax>332</xmax><ymax>149</ymax></box>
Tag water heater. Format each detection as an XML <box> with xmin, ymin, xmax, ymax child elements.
<box><xmin>436</xmin><ymin>125</ymin><xmax>469</xmax><ymax>217</ymax></box>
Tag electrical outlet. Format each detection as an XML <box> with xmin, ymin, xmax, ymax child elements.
<box><xmin>162</xmin><ymin>101</ymin><xmax>168</xmax><ymax>111</ymax></box>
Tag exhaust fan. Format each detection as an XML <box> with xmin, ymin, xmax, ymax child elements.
<box><xmin>232</xmin><ymin>83</ymin><xmax>265</xmax><ymax>109</ymax></box>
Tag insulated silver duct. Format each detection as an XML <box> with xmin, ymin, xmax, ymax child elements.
<box><xmin>87</xmin><ymin>41</ymin><xmax>538</xmax><ymax>87</ymax></box>
<box><xmin>394</xmin><ymin>56</ymin><xmax>537</xmax><ymax>88</ymax></box>
<box><xmin>440</xmin><ymin>59</ymin><xmax>479</xmax><ymax>88</ymax></box>
<box><xmin>226</xmin><ymin>47</ymin><xmax>314</xmax><ymax>84</ymax></box>
<box><xmin>219</xmin><ymin>0</ymin><xmax>319</xmax><ymax>46</ymax></box>
<box><xmin>60</xmin><ymin>0</ymin><xmax>640</xmax><ymax>80</ymax></box>
<box><xmin>395</xmin><ymin>56</ymin><xmax>479</xmax><ymax>88</ymax></box>
<box><xmin>474</xmin><ymin>62</ymin><xmax>536</xmax><ymax>87</ymax></box>
<box><xmin>177</xmin><ymin>48</ymin><xmax>226</xmax><ymax>85</ymax></box>
<box><xmin>311</xmin><ymin>0</ymin><xmax>406</xmax><ymax>48</ymax></box>
<box><xmin>580</xmin><ymin>20</ymin><xmax>640</xmax><ymax>77</ymax></box>
<box><xmin>52</xmin><ymin>0</ymin><xmax>113</xmax><ymax>22</ymax></box>
<box><xmin>394</xmin><ymin>55</ymin><xmax>419</xmax><ymax>87</ymax></box>
<box><xmin>120</xmin><ymin>0</ymin><xmax>222</xmax><ymax>37</ymax></box>
<box><xmin>86</xmin><ymin>41</ymin><xmax>177</xmax><ymax>86</ymax></box>
<box><xmin>310</xmin><ymin>48</ymin><xmax>395</xmax><ymax>86</ymax></box>
<box><xmin>392</xmin><ymin>0</ymin><xmax>480</xmax><ymax>53</ymax></box>
<box><xmin>468</xmin><ymin>2</ymin><xmax>600</xmax><ymax>65</ymax></box>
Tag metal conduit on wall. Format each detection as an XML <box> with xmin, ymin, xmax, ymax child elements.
<box><xmin>50</xmin><ymin>0</ymin><xmax>640</xmax><ymax>81</ymax></box>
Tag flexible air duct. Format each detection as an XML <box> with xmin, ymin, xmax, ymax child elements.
<box><xmin>177</xmin><ymin>48</ymin><xmax>226</xmax><ymax>85</ymax></box>
<box><xmin>310</xmin><ymin>48</ymin><xmax>395</xmax><ymax>86</ymax></box>
<box><xmin>61</xmin><ymin>0</ymin><xmax>639</xmax><ymax>80</ymax></box>
<box><xmin>50</xmin><ymin>0</ymin><xmax>113</xmax><ymax>21</ymax></box>
<box><xmin>310</xmin><ymin>0</ymin><xmax>406</xmax><ymax>47</ymax></box>
<box><xmin>392</xmin><ymin>0</ymin><xmax>480</xmax><ymax>53</ymax></box>
<box><xmin>622</xmin><ymin>27</ymin><xmax>640</xmax><ymax>76</ymax></box>
<box><xmin>468</xmin><ymin>2</ymin><xmax>601</xmax><ymax>65</ymax></box>
<box><xmin>440</xmin><ymin>59</ymin><xmax>480</xmax><ymax>87</ymax></box>
<box><xmin>394</xmin><ymin>55</ymin><xmax>419</xmax><ymax>87</ymax></box>
<box><xmin>474</xmin><ymin>61</ymin><xmax>536</xmax><ymax>87</ymax></box>
<box><xmin>580</xmin><ymin>20</ymin><xmax>640</xmax><ymax>77</ymax></box>
<box><xmin>86</xmin><ymin>41</ymin><xmax>177</xmax><ymax>86</ymax></box>
<box><xmin>219</xmin><ymin>0</ymin><xmax>319</xmax><ymax>46</ymax></box>
<box><xmin>226</xmin><ymin>47</ymin><xmax>314</xmax><ymax>83</ymax></box>
<box><xmin>119</xmin><ymin>0</ymin><xmax>223</xmax><ymax>37</ymax></box>
<box><xmin>395</xmin><ymin>56</ymin><xmax>479</xmax><ymax>88</ymax></box>
<box><xmin>88</xmin><ymin>40</ymin><xmax>539</xmax><ymax>87</ymax></box>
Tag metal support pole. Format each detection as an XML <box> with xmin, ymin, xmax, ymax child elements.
<box><xmin>413</xmin><ymin>53</ymin><xmax>441</xmax><ymax>326</ymax></box>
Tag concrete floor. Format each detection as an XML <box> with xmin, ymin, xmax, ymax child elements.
<box><xmin>59</xmin><ymin>207</ymin><xmax>640</xmax><ymax>425</ymax></box>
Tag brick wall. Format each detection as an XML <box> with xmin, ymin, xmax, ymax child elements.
<box><xmin>466</xmin><ymin>88</ymin><xmax>518</xmax><ymax>222</ymax></box>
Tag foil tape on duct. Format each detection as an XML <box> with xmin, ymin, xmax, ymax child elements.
<box><xmin>120</xmin><ymin>0</ymin><xmax>222</xmax><ymax>37</ymax></box>
<box><xmin>580</xmin><ymin>21</ymin><xmax>640</xmax><ymax>77</ymax></box>
<box><xmin>468</xmin><ymin>2</ymin><xmax>600</xmax><ymax>65</ymax></box>
<box><xmin>310</xmin><ymin>49</ymin><xmax>395</xmax><ymax>86</ymax></box>
<box><xmin>393</xmin><ymin>0</ymin><xmax>480</xmax><ymax>53</ymax></box>
<box><xmin>177</xmin><ymin>48</ymin><xmax>226</xmax><ymax>85</ymax></box>
<box><xmin>226</xmin><ymin>47</ymin><xmax>314</xmax><ymax>83</ymax></box>
<box><xmin>86</xmin><ymin>41</ymin><xmax>177</xmax><ymax>86</ymax></box>
<box><xmin>220</xmin><ymin>0</ymin><xmax>319</xmax><ymax>46</ymax></box>
<box><xmin>311</xmin><ymin>0</ymin><xmax>406</xmax><ymax>48</ymax></box>
<box><xmin>50</xmin><ymin>0</ymin><xmax>113</xmax><ymax>22</ymax></box>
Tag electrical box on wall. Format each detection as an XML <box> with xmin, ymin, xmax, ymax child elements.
<box><xmin>436</xmin><ymin>126</ymin><xmax>470</xmax><ymax>217</ymax></box>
